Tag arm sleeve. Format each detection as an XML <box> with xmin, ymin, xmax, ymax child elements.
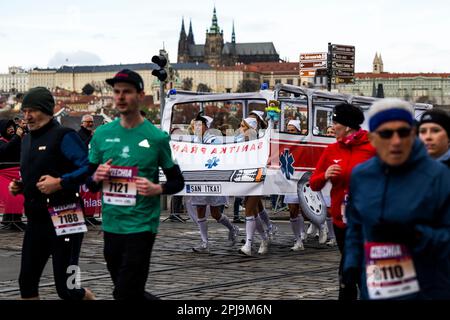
<box><xmin>59</xmin><ymin>132</ymin><xmax>90</xmax><ymax>189</ymax></box>
<box><xmin>309</xmin><ymin>148</ymin><xmax>330</xmax><ymax>191</ymax></box>
<box><xmin>84</xmin><ymin>163</ymin><xmax>102</xmax><ymax>193</ymax></box>
<box><xmin>85</xmin><ymin>132</ymin><xmax>103</xmax><ymax>192</ymax></box>
<box><xmin>161</xmin><ymin>164</ymin><xmax>185</xmax><ymax>195</ymax></box>
<box><xmin>343</xmin><ymin>173</ymin><xmax>364</xmax><ymax>272</ymax></box>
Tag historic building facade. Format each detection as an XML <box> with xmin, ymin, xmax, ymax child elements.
<box><xmin>338</xmin><ymin>53</ymin><xmax>450</xmax><ymax>109</ymax></box>
<box><xmin>0</xmin><ymin>66</ymin><xmax>29</xmax><ymax>93</ymax></box>
<box><xmin>177</xmin><ymin>8</ymin><xmax>280</xmax><ymax>66</ymax></box>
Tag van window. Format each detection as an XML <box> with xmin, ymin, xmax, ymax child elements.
<box><xmin>170</xmin><ymin>99</ymin><xmax>268</xmax><ymax>144</ymax></box>
<box><xmin>312</xmin><ymin>96</ymin><xmax>345</xmax><ymax>137</ymax></box>
<box><xmin>280</xmin><ymin>101</ymin><xmax>308</xmax><ymax>135</ymax></box>
<box><xmin>314</xmin><ymin>108</ymin><xmax>334</xmax><ymax>137</ymax></box>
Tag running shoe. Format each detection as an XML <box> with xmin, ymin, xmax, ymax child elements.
<box><xmin>192</xmin><ymin>242</ymin><xmax>209</xmax><ymax>253</ymax></box>
<box><xmin>239</xmin><ymin>244</ymin><xmax>252</xmax><ymax>256</ymax></box>
<box><xmin>290</xmin><ymin>239</ymin><xmax>305</xmax><ymax>251</ymax></box>
<box><xmin>257</xmin><ymin>240</ymin><xmax>269</xmax><ymax>255</ymax></box>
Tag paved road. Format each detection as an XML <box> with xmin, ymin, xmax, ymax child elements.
<box><xmin>0</xmin><ymin>210</ymin><xmax>340</xmax><ymax>300</ymax></box>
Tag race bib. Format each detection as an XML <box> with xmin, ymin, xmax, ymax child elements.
<box><xmin>103</xmin><ymin>166</ymin><xmax>138</xmax><ymax>206</ymax></box>
<box><xmin>365</xmin><ymin>242</ymin><xmax>419</xmax><ymax>299</ymax></box>
<box><xmin>49</xmin><ymin>202</ymin><xmax>87</xmax><ymax>236</ymax></box>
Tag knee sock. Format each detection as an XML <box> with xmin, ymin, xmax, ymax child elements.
<box><xmin>258</xmin><ymin>209</ymin><xmax>273</xmax><ymax>229</ymax></box>
<box><xmin>218</xmin><ymin>214</ymin><xmax>233</xmax><ymax>231</ymax></box>
<box><xmin>290</xmin><ymin>217</ymin><xmax>300</xmax><ymax>241</ymax></box>
<box><xmin>255</xmin><ymin>215</ymin><xmax>268</xmax><ymax>241</ymax></box>
<box><xmin>297</xmin><ymin>215</ymin><xmax>305</xmax><ymax>237</ymax></box>
<box><xmin>197</xmin><ymin>217</ymin><xmax>208</xmax><ymax>244</ymax></box>
<box><xmin>244</xmin><ymin>216</ymin><xmax>256</xmax><ymax>247</ymax></box>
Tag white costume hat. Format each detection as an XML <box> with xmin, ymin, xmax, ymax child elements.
<box><xmin>198</xmin><ymin>115</ymin><xmax>213</xmax><ymax>128</ymax></box>
<box><xmin>249</xmin><ymin>110</ymin><xmax>265</xmax><ymax>122</ymax></box>
<box><xmin>287</xmin><ymin>119</ymin><xmax>301</xmax><ymax>132</ymax></box>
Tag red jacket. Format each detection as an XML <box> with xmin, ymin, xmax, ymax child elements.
<box><xmin>309</xmin><ymin>130</ymin><xmax>376</xmax><ymax>229</ymax></box>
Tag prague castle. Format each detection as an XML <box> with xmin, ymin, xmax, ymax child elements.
<box><xmin>177</xmin><ymin>7</ymin><xmax>280</xmax><ymax>66</ymax></box>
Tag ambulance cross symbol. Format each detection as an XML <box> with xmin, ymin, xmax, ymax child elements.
<box><xmin>205</xmin><ymin>156</ymin><xmax>220</xmax><ymax>169</ymax></box>
<box><xmin>280</xmin><ymin>149</ymin><xmax>295</xmax><ymax>180</ymax></box>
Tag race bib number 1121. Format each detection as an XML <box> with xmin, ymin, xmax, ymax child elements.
<box><xmin>103</xmin><ymin>165</ymin><xmax>138</xmax><ymax>206</ymax></box>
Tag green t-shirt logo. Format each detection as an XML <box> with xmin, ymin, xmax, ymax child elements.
<box><xmin>120</xmin><ymin>146</ymin><xmax>130</xmax><ymax>159</ymax></box>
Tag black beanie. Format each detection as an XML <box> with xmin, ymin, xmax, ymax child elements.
<box><xmin>21</xmin><ymin>87</ymin><xmax>55</xmax><ymax>116</ymax></box>
<box><xmin>419</xmin><ymin>109</ymin><xmax>450</xmax><ymax>138</ymax></box>
<box><xmin>332</xmin><ymin>103</ymin><xmax>364</xmax><ymax>130</ymax></box>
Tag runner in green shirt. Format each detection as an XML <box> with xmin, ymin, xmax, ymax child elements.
<box><xmin>87</xmin><ymin>69</ymin><xmax>184</xmax><ymax>300</ymax></box>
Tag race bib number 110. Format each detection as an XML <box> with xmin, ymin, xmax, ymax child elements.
<box><xmin>103</xmin><ymin>165</ymin><xmax>138</xmax><ymax>206</ymax></box>
<box><xmin>365</xmin><ymin>242</ymin><xmax>419</xmax><ymax>299</ymax></box>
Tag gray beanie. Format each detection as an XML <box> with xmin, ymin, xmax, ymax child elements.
<box><xmin>21</xmin><ymin>87</ymin><xmax>55</xmax><ymax>116</ymax></box>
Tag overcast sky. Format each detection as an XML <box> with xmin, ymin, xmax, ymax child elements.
<box><xmin>1</xmin><ymin>0</ymin><xmax>449</xmax><ymax>73</ymax></box>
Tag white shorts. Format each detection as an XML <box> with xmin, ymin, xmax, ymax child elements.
<box><xmin>191</xmin><ymin>196</ymin><xmax>227</xmax><ymax>207</ymax></box>
<box><xmin>284</xmin><ymin>194</ymin><xmax>299</xmax><ymax>204</ymax></box>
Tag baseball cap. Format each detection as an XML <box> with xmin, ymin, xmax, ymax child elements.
<box><xmin>106</xmin><ymin>69</ymin><xmax>144</xmax><ymax>92</ymax></box>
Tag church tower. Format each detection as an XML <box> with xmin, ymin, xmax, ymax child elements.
<box><xmin>373</xmin><ymin>52</ymin><xmax>384</xmax><ymax>73</ymax></box>
<box><xmin>177</xmin><ymin>18</ymin><xmax>190</xmax><ymax>63</ymax></box>
<box><xmin>187</xmin><ymin>19</ymin><xmax>195</xmax><ymax>45</ymax></box>
<box><xmin>204</xmin><ymin>7</ymin><xmax>224</xmax><ymax>66</ymax></box>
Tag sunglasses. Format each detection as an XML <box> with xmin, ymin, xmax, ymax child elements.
<box><xmin>375</xmin><ymin>127</ymin><xmax>412</xmax><ymax>139</ymax></box>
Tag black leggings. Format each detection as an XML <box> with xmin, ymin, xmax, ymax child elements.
<box><xmin>19</xmin><ymin>218</ymin><xmax>85</xmax><ymax>300</ymax></box>
<box><xmin>104</xmin><ymin>231</ymin><xmax>156</xmax><ymax>300</ymax></box>
<box><xmin>333</xmin><ymin>224</ymin><xmax>358</xmax><ymax>300</ymax></box>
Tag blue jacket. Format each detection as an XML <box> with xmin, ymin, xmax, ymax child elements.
<box><xmin>344</xmin><ymin>139</ymin><xmax>450</xmax><ymax>299</ymax></box>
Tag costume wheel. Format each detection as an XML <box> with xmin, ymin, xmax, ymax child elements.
<box><xmin>297</xmin><ymin>172</ymin><xmax>327</xmax><ymax>226</ymax></box>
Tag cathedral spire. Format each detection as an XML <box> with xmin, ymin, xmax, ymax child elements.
<box><xmin>188</xmin><ymin>19</ymin><xmax>195</xmax><ymax>44</ymax></box>
<box><xmin>180</xmin><ymin>17</ymin><xmax>186</xmax><ymax>36</ymax></box>
<box><xmin>209</xmin><ymin>6</ymin><xmax>220</xmax><ymax>34</ymax></box>
<box><xmin>231</xmin><ymin>20</ymin><xmax>235</xmax><ymax>44</ymax></box>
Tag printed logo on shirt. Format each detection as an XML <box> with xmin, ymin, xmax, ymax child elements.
<box><xmin>138</xmin><ymin>139</ymin><xmax>150</xmax><ymax>148</ymax></box>
<box><xmin>105</xmin><ymin>138</ymin><xmax>120</xmax><ymax>143</ymax></box>
<box><xmin>38</xmin><ymin>146</ymin><xmax>46</xmax><ymax>151</ymax></box>
<box><xmin>333</xmin><ymin>159</ymin><xmax>342</xmax><ymax>164</ymax></box>
<box><xmin>120</xmin><ymin>146</ymin><xmax>130</xmax><ymax>159</ymax></box>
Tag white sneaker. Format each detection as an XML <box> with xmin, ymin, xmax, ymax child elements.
<box><xmin>192</xmin><ymin>242</ymin><xmax>209</xmax><ymax>253</ymax></box>
<box><xmin>326</xmin><ymin>238</ymin><xmax>337</xmax><ymax>247</ymax></box>
<box><xmin>300</xmin><ymin>232</ymin><xmax>307</xmax><ymax>241</ymax></box>
<box><xmin>290</xmin><ymin>239</ymin><xmax>305</xmax><ymax>251</ymax></box>
<box><xmin>239</xmin><ymin>244</ymin><xmax>252</xmax><ymax>256</ymax></box>
<box><xmin>228</xmin><ymin>225</ymin><xmax>239</xmax><ymax>245</ymax></box>
<box><xmin>318</xmin><ymin>224</ymin><xmax>328</xmax><ymax>244</ymax></box>
<box><xmin>258</xmin><ymin>240</ymin><xmax>269</xmax><ymax>255</ymax></box>
<box><xmin>307</xmin><ymin>223</ymin><xmax>318</xmax><ymax>238</ymax></box>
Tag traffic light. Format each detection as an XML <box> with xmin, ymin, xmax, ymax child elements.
<box><xmin>151</xmin><ymin>54</ymin><xmax>168</xmax><ymax>82</ymax></box>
